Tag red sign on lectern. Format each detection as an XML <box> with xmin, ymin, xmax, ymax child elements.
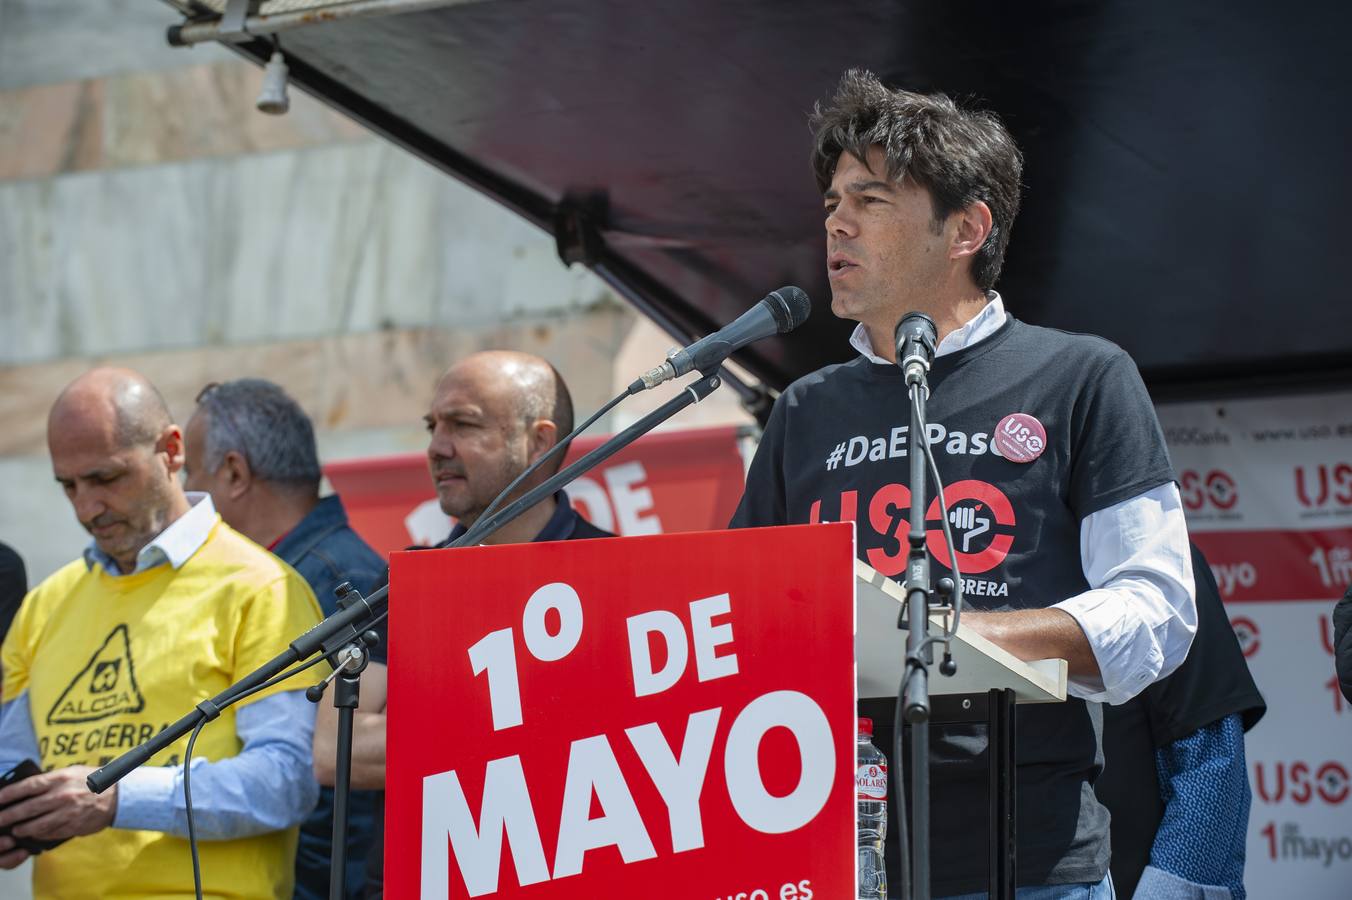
<box><xmin>385</xmin><ymin>523</ymin><xmax>857</xmax><ymax>899</ymax></box>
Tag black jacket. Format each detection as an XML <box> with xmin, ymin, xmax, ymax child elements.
<box><xmin>0</xmin><ymin>541</ymin><xmax>26</xmax><ymax>643</ymax></box>
<box><xmin>1335</xmin><ymin>587</ymin><xmax>1352</xmax><ymax>704</ymax></box>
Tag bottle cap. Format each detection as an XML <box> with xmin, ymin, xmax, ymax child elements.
<box><xmin>857</xmin><ymin>717</ymin><xmax>873</xmax><ymax>737</ymax></box>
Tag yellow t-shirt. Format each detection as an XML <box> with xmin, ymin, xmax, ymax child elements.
<box><xmin>1</xmin><ymin>518</ymin><xmax>323</xmax><ymax>900</ymax></box>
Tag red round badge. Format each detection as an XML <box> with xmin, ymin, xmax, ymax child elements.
<box><xmin>994</xmin><ymin>413</ymin><xmax>1047</xmax><ymax>464</ymax></box>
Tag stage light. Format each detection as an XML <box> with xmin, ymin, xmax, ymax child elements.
<box><xmin>256</xmin><ymin>49</ymin><xmax>290</xmax><ymax>115</ymax></box>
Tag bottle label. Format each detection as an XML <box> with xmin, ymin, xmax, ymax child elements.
<box><xmin>856</xmin><ymin>762</ymin><xmax>888</xmax><ymax>800</ymax></box>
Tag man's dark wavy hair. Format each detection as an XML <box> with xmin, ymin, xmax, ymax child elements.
<box><xmin>810</xmin><ymin>69</ymin><xmax>1023</xmax><ymax>290</ymax></box>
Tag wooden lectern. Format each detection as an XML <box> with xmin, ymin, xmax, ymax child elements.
<box><xmin>854</xmin><ymin>559</ymin><xmax>1068</xmax><ymax>899</ymax></box>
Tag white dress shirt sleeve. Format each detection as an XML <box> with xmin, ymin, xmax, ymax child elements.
<box><xmin>1053</xmin><ymin>482</ymin><xmax>1197</xmax><ymax>705</ymax></box>
<box><xmin>0</xmin><ymin>692</ymin><xmax>41</xmax><ymax>772</ymax></box>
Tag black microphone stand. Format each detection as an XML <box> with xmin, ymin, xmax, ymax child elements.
<box><xmin>901</xmin><ymin>356</ymin><xmax>935</xmax><ymax>900</ymax></box>
<box><xmin>304</xmin><ymin>606</ymin><xmax>377</xmax><ymax>900</ymax></box>
<box><xmin>87</xmin><ymin>371</ymin><xmax>724</xmax><ymax>900</ymax></box>
<box><xmin>893</xmin><ymin>313</ymin><xmax>958</xmax><ymax>900</ymax></box>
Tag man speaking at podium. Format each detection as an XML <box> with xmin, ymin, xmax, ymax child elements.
<box><xmin>731</xmin><ymin>70</ymin><xmax>1196</xmax><ymax>898</ymax></box>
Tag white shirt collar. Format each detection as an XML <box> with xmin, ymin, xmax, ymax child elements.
<box><xmin>848</xmin><ymin>291</ymin><xmax>1008</xmax><ymax>365</ymax></box>
<box><xmin>84</xmin><ymin>492</ymin><xmax>219</xmax><ymax>576</ymax></box>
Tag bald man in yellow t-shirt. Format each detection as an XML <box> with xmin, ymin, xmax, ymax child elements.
<box><xmin>0</xmin><ymin>368</ymin><xmax>323</xmax><ymax>900</ymax></box>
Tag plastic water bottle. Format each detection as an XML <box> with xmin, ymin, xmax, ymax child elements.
<box><xmin>857</xmin><ymin>717</ymin><xmax>888</xmax><ymax>899</ymax></box>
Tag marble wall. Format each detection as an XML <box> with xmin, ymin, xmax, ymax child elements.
<box><xmin>0</xmin><ymin>59</ymin><xmax>367</xmax><ymax>181</ymax></box>
<box><xmin>0</xmin><ymin>139</ymin><xmax>619</xmax><ymax>364</ymax></box>
<box><xmin>0</xmin><ymin>0</ymin><xmax>232</xmax><ymax>90</ymax></box>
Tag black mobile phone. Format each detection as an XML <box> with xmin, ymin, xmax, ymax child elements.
<box><xmin>0</xmin><ymin>760</ymin><xmax>68</xmax><ymax>855</ymax></box>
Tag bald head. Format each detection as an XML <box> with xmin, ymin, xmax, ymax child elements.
<box><xmin>437</xmin><ymin>351</ymin><xmax>574</xmax><ymax>438</ymax></box>
<box><xmin>424</xmin><ymin>351</ymin><xmax>575</xmax><ymax>527</ymax></box>
<box><xmin>49</xmin><ymin>367</ymin><xmax>174</xmax><ymax>451</ymax></box>
<box><xmin>48</xmin><ymin>368</ymin><xmax>189</xmax><ymax>574</ymax></box>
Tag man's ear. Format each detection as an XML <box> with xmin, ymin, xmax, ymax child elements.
<box><xmin>159</xmin><ymin>425</ymin><xmax>186</xmax><ymax>474</ymax></box>
<box><xmin>218</xmin><ymin>450</ymin><xmax>254</xmax><ymax>500</ymax></box>
<box><xmin>527</xmin><ymin>419</ymin><xmax>561</xmax><ymax>467</ymax></box>
<box><xmin>950</xmin><ymin>200</ymin><xmax>994</xmax><ymax>263</ymax></box>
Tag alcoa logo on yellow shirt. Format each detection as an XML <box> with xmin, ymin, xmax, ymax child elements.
<box><xmin>46</xmin><ymin>624</ymin><xmax>145</xmax><ymax>725</ymax></box>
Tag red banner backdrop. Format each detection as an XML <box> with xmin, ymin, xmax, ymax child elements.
<box><xmin>324</xmin><ymin>425</ymin><xmax>749</xmax><ymax>556</ymax></box>
<box><xmin>385</xmin><ymin>523</ymin><xmax>857</xmax><ymax>899</ymax></box>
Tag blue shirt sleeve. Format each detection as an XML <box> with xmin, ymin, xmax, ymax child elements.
<box><xmin>112</xmin><ymin>690</ymin><xmax>319</xmax><ymax>839</ymax></box>
<box><xmin>0</xmin><ymin>692</ymin><xmax>41</xmax><ymax>771</ymax></box>
<box><xmin>1</xmin><ymin>686</ymin><xmax>318</xmax><ymax>840</ymax></box>
<box><xmin>1146</xmin><ymin>713</ymin><xmax>1250</xmax><ymax>899</ymax></box>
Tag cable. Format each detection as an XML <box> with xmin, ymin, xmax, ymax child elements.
<box><xmin>464</xmin><ymin>387</ymin><xmax>631</xmax><ymax>543</ymax></box>
<box><xmin>909</xmin><ymin>385</ymin><xmax>965</xmax><ymax>653</ymax></box>
<box><xmin>183</xmin><ymin>718</ymin><xmax>208</xmax><ymax>900</ymax></box>
<box><xmin>180</xmin><ymin>651</ymin><xmax>334</xmax><ymax>900</ymax></box>
<box><xmin>894</xmin><ymin>691</ymin><xmax>911</xmax><ymax>900</ymax></box>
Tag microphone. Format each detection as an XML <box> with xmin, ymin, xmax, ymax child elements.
<box><xmin>895</xmin><ymin>311</ymin><xmax>937</xmax><ymax>386</ymax></box>
<box><xmin>633</xmin><ymin>287</ymin><xmax>811</xmax><ymax>391</ymax></box>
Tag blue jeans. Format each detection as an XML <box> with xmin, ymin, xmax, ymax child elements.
<box><xmin>939</xmin><ymin>872</ymin><xmax>1115</xmax><ymax>900</ymax></box>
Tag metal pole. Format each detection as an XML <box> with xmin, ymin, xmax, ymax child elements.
<box><xmin>168</xmin><ymin>0</ymin><xmax>487</xmax><ymax>47</ymax></box>
<box><xmin>902</xmin><ymin>377</ymin><xmax>933</xmax><ymax>900</ymax></box>
<box><xmin>329</xmin><ymin>649</ymin><xmax>367</xmax><ymax>900</ymax></box>
<box><xmin>988</xmin><ymin>688</ymin><xmax>1017</xmax><ymax>899</ymax></box>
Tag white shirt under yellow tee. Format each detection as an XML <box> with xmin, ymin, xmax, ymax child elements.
<box><xmin>2</xmin><ymin>515</ymin><xmax>323</xmax><ymax>900</ymax></box>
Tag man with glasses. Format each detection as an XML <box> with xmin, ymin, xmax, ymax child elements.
<box><xmin>184</xmin><ymin>378</ymin><xmax>386</xmax><ymax>900</ymax></box>
<box><xmin>0</xmin><ymin>367</ymin><xmax>322</xmax><ymax>899</ymax></box>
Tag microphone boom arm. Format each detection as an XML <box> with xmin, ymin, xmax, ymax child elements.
<box><xmin>86</xmin><ymin>586</ymin><xmax>386</xmax><ymax>794</ymax></box>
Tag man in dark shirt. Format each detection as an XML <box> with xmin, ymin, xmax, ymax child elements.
<box><xmin>308</xmin><ymin>351</ymin><xmax>612</xmax><ymax>898</ymax></box>
<box><xmin>0</xmin><ymin>541</ymin><xmax>26</xmax><ymax>643</ymax></box>
<box><xmin>1097</xmin><ymin>545</ymin><xmax>1265</xmax><ymax>899</ymax></box>
<box><xmin>730</xmin><ymin>69</ymin><xmax>1196</xmax><ymax>898</ymax></box>
<box><xmin>184</xmin><ymin>378</ymin><xmax>386</xmax><ymax>900</ymax></box>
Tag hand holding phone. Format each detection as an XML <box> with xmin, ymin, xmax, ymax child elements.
<box><xmin>0</xmin><ymin>760</ymin><xmax>69</xmax><ymax>855</ymax></box>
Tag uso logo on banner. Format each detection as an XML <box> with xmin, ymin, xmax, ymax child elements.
<box><xmin>385</xmin><ymin>523</ymin><xmax>857</xmax><ymax>899</ymax></box>
<box><xmin>1180</xmin><ymin>469</ymin><xmax>1239</xmax><ymax>512</ymax></box>
<box><xmin>1293</xmin><ymin>462</ymin><xmax>1352</xmax><ymax>511</ymax></box>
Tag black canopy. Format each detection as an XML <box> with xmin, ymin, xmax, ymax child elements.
<box><xmin>184</xmin><ymin>0</ymin><xmax>1352</xmax><ymax>402</ymax></box>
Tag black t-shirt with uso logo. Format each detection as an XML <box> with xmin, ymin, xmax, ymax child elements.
<box><xmin>730</xmin><ymin>316</ymin><xmax>1175</xmax><ymax>896</ymax></box>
